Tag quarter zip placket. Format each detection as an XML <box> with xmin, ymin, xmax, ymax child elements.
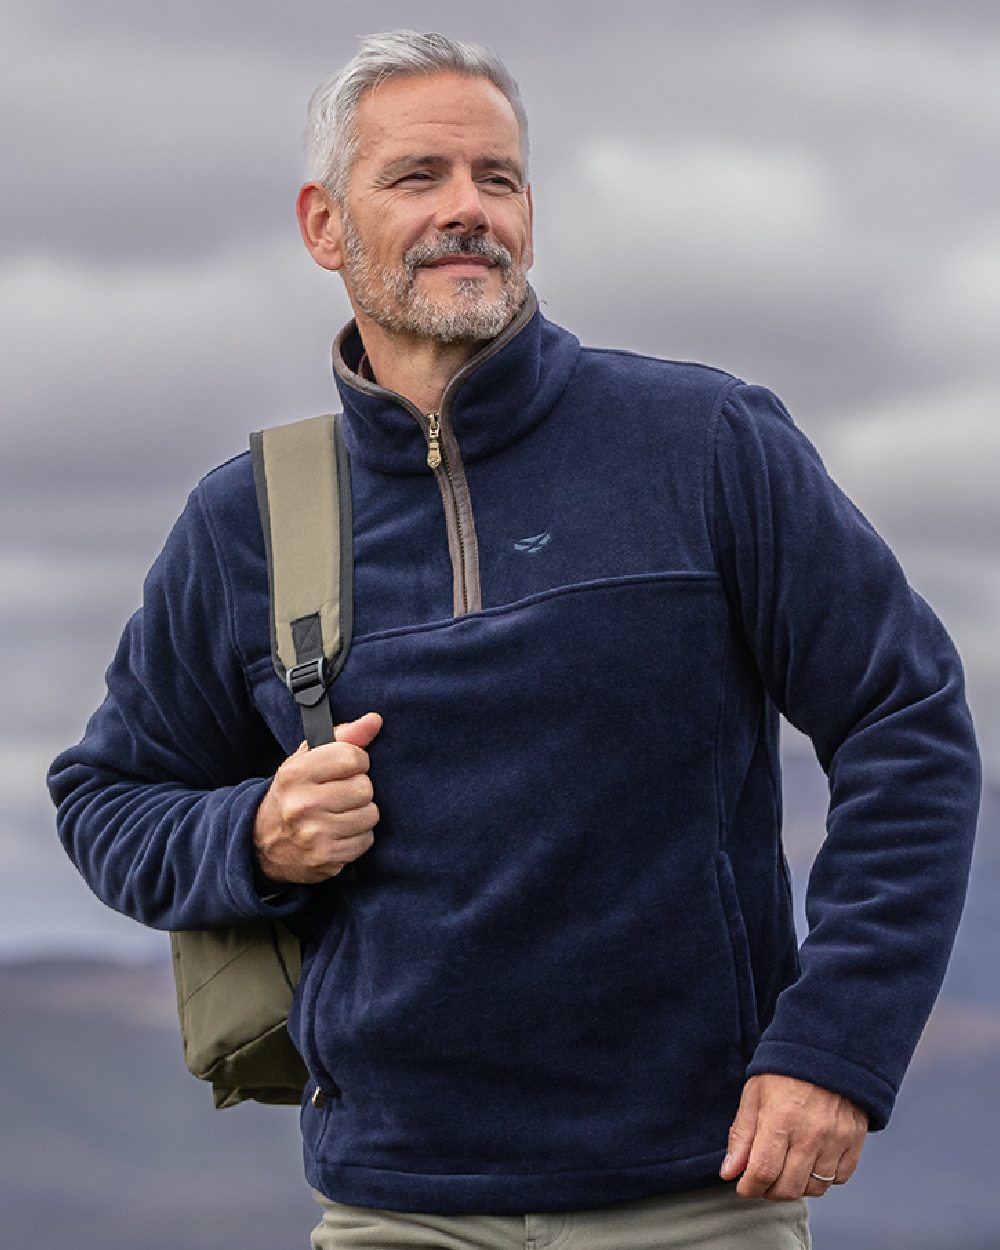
<box><xmin>427</xmin><ymin>409</ymin><xmax>471</xmax><ymax>614</ymax></box>
<box><xmin>334</xmin><ymin>294</ymin><xmax>538</xmax><ymax>620</ymax></box>
<box><xmin>411</xmin><ymin>323</ymin><xmax>520</xmax><ymax>617</ymax></box>
<box><xmin>413</xmin><ymin>389</ymin><xmax>479</xmax><ymax>617</ymax></box>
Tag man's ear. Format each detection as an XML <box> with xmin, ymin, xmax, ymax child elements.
<box><xmin>296</xmin><ymin>182</ymin><xmax>345</xmax><ymax>272</ymax></box>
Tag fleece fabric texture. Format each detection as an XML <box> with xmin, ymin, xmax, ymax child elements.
<box><xmin>49</xmin><ymin>297</ymin><xmax>980</xmax><ymax>1214</ymax></box>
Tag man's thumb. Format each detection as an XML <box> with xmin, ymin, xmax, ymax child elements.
<box><xmin>334</xmin><ymin>711</ymin><xmax>383</xmax><ymax>750</ymax></box>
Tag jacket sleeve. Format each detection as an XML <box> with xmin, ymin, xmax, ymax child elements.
<box><xmin>710</xmin><ymin>382</ymin><xmax>980</xmax><ymax>1129</ymax></box>
<box><xmin>47</xmin><ymin>484</ymin><xmax>312</xmax><ymax>930</ymax></box>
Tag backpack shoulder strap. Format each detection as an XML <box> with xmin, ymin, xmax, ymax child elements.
<box><xmin>249</xmin><ymin>413</ymin><xmax>353</xmax><ymax>748</ymax></box>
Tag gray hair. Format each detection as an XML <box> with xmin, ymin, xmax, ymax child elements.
<box><xmin>306</xmin><ymin>30</ymin><xmax>529</xmax><ymax>199</ymax></box>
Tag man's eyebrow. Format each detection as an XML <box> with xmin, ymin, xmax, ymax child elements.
<box><xmin>473</xmin><ymin>155</ymin><xmax>525</xmax><ymax>181</ymax></box>
<box><xmin>378</xmin><ymin>154</ymin><xmax>447</xmax><ymax>176</ymax></box>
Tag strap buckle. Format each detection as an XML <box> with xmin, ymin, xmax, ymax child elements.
<box><xmin>285</xmin><ymin>658</ymin><xmax>326</xmax><ymax>707</ymax></box>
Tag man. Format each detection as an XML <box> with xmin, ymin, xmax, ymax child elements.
<box><xmin>49</xmin><ymin>30</ymin><xmax>980</xmax><ymax>1250</ymax></box>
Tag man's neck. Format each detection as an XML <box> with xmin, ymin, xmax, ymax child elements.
<box><xmin>353</xmin><ymin>313</ymin><xmax>481</xmax><ymax>414</ymax></box>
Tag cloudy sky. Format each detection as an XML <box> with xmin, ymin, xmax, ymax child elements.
<box><xmin>3</xmin><ymin>0</ymin><xmax>998</xmax><ymax>956</ymax></box>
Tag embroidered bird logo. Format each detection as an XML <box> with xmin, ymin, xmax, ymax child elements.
<box><xmin>513</xmin><ymin>532</ymin><xmax>552</xmax><ymax>555</ymax></box>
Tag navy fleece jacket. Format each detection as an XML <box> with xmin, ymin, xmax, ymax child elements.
<box><xmin>49</xmin><ymin>293</ymin><xmax>980</xmax><ymax>1213</ymax></box>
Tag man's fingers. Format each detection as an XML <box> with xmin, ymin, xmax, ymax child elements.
<box><xmin>719</xmin><ymin>1079</ymin><xmax>760</xmax><ymax>1182</ymax></box>
<box><xmin>291</xmin><ymin>712</ymin><xmax>382</xmax><ymax>781</ymax></box>
<box><xmin>736</xmin><ymin>1128</ymin><xmax>794</xmax><ymax>1198</ymax></box>
<box><xmin>334</xmin><ymin>711</ymin><xmax>383</xmax><ymax>750</ymax></box>
<box><xmin>315</xmin><ymin>771</ymin><xmax>374</xmax><ymax>814</ymax></box>
<box><xmin>832</xmin><ymin>1133</ymin><xmax>864</xmax><ymax>1184</ymax></box>
<box><xmin>295</xmin><ymin>829</ymin><xmax>376</xmax><ymax>883</ymax></box>
<box><xmin>725</xmin><ymin>1074</ymin><xmax>868</xmax><ymax>1202</ymax></box>
<box><xmin>287</xmin><ymin>800</ymin><xmax>380</xmax><ymax>841</ymax></box>
<box><xmin>803</xmin><ymin>1144</ymin><xmax>854</xmax><ymax>1198</ymax></box>
<box><xmin>253</xmin><ymin>714</ymin><xmax>383</xmax><ymax>884</ymax></box>
<box><xmin>327</xmin><ymin>830</ymin><xmax>376</xmax><ymax>872</ymax></box>
<box><xmin>802</xmin><ymin>1158</ymin><xmax>839</xmax><ymax>1199</ymax></box>
<box><xmin>255</xmin><ymin>798</ymin><xmax>380</xmax><ymax>884</ymax></box>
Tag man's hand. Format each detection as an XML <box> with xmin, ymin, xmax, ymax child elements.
<box><xmin>720</xmin><ymin>1073</ymin><xmax>867</xmax><ymax>1201</ymax></box>
<box><xmin>253</xmin><ymin>712</ymin><xmax>382</xmax><ymax>884</ymax></box>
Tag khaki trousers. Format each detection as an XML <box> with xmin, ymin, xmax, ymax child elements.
<box><xmin>311</xmin><ymin>1185</ymin><xmax>810</xmax><ymax>1249</ymax></box>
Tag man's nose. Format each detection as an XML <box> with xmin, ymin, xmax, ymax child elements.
<box><xmin>433</xmin><ymin>172</ymin><xmax>489</xmax><ymax>234</ymax></box>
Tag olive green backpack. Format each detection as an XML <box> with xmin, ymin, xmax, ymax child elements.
<box><xmin>170</xmin><ymin>413</ymin><xmax>353</xmax><ymax>1108</ymax></box>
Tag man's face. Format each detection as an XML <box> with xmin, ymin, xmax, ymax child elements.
<box><xmin>336</xmin><ymin>71</ymin><xmax>533</xmax><ymax>345</ymax></box>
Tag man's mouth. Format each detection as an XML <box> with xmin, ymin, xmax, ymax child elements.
<box><xmin>404</xmin><ymin>236</ymin><xmax>511</xmax><ymax>281</ymax></box>
<box><xmin>420</xmin><ymin>255</ymin><xmax>495</xmax><ymax>275</ymax></box>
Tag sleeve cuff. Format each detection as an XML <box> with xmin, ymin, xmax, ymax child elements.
<box><xmin>252</xmin><ymin>859</ymin><xmax>300</xmax><ymax>904</ymax></box>
<box><xmin>747</xmin><ymin>1038</ymin><xmax>897</xmax><ymax>1131</ymax></box>
<box><xmin>224</xmin><ymin>778</ymin><xmax>316</xmax><ymax>918</ymax></box>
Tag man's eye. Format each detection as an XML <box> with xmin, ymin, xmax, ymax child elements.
<box><xmin>480</xmin><ymin>175</ymin><xmax>519</xmax><ymax>193</ymax></box>
<box><xmin>395</xmin><ymin>171</ymin><xmax>435</xmax><ymax>185</ymax></box>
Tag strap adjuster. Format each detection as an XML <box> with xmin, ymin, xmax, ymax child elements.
<box><xmin>286</xmin><ymin>658</ymin><xmax>326</xmax><ymax>707</ymax></box>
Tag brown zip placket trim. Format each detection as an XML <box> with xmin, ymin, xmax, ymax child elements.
<box><xmin>424</xmin><ymin>404</ymin><xmax>480</xmax><ymax>616</ymax></box>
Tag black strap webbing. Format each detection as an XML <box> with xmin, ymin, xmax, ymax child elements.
<box><xmin>289</xmin><ymin>615</ymin><xmax>336</xmax><ymax>748</ymax></box>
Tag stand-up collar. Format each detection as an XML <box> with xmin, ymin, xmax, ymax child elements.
<box><xmin>331</xmin><ymin>289</ymin><xmax>581</xmax><ymax>476</ymax></box>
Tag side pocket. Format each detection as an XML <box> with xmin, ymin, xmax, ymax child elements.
<box><xmin>296</xmin><ymin>920</ymin><xmax>344</xmax><ymax>1161</ymax></box>
<box><xmin>714</xmin><ymin>851</ymin><xmax>761</xmax><ymax>1058</ymax></box>
<box><xmin>296</xmin><ymin>910</ymin><xmax>346</xmax><ymax>1104</ymax></box>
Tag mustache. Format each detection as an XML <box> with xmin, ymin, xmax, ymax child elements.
<box><xmin>403</xmin><ymin>234</ymin><xmax>513</xmax><ymax>277</ymax></box>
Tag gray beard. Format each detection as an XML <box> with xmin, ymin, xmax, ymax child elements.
<box><xmin>342</xmin><ymin>219</ymin><xmax>528</xmax><ymax>345</ymax></box>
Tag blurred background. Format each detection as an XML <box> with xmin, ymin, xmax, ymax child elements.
<box><xmin>2</xmin><ymin>2</ymin><xmax>997</xmax><ymax>1247</ymax></box>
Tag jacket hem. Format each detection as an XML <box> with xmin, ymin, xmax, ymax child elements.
<box><xmin>306</xmin><ymin>1148</ymin><xmax>728</xmax><ymax>1216</ymax></box>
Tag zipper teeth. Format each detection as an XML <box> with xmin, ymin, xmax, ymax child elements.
<box><xmin>439</xmin><ymin>440</ymin><xmax>469</xmax><ymax>614</ymax></box>
<box><xmin>425</xmin><ymin>411</ymin><xmax>468</xmax><ymax>615</ymax></box>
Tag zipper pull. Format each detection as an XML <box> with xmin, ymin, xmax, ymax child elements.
<box><xmin>426</xmin><ymin>413</ymin><xmax>442</xmax><ymax>470</ymax></box>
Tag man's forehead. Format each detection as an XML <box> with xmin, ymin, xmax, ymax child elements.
<box><xmin>353</xmin><ymin>71</ymin><xmax>522</xmax><ymax>158</ymax></box>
